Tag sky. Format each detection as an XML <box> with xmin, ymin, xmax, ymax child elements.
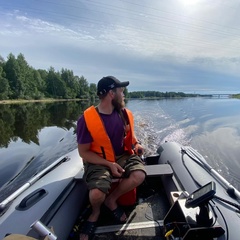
<box><xmin>0</xmin><ymin>0</ymin><xmax>240</xmax><ymax>94</ymax></box>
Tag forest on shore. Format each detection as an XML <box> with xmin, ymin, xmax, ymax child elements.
<box><xmin>0</xmin><ymin>53</ymin><xmax>96</xmax><ymax>101</ymax></box>
<box><xmin>0</xmin><ymin>53</ymin><xmax>238</xmax><ymax>101</ymax></box>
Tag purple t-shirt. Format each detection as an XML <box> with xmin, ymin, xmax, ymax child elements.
<box><xmin>77</xmin><ymin>109</ymin><xmax>125</xmax><ymax>156</ymax></box>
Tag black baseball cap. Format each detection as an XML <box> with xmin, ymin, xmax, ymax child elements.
<box><xmin>97</xmin><ymin>76</ymin><xmax>129</xmax><ymax>96</ymax></box>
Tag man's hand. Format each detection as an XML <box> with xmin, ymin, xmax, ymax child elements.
<box><xmin>134</xmin><ymin>143</ymin><xmax>144</xmax><ymax>156</ymax></box>
<box><xmin>109</xmin><ymin>162</ymin><xmax>125</xmax><ymax>178</ymax></box>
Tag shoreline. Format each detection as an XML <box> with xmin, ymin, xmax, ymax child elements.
<box><xmin>0</xmin><ymin>99</ymin><xmax>87</xmax><ymax>105</ymax></box>
<box><xmin>1</xmin><ymin>95</ymin><xmax>239</xmax><ymax>105</ymax></box>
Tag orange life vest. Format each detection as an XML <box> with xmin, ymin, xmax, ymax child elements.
<box><xmin>84</xmin><ymin>106</ymin><xmax>137</xmax><ymax>162</ymax></box>
<box><xmin>123</xmin><ymin>108</ymin><xmax>137</xmax><ymax>155</ymax></box>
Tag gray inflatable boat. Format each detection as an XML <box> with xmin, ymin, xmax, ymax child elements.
<box><xmin>0</xmin><ymin>141</ymin><xmax>239</xmax><ymax>240</ymax></box>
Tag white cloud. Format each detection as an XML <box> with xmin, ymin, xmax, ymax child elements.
<box><xmin>0</xmin><ymin>0</ymin><xmax>240</xmax><ymax>93</ymax></box>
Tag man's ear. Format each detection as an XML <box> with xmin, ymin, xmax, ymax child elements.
<box><xmin>109</xmin><ymin>90</ymin><xmax>115</xmax><ymax>98</ymax></box>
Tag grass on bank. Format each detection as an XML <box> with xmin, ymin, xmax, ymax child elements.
<box><xmin>0</xmin><ymin>98</ymin><xmax>86</xmax><ymax>104</ymax></box>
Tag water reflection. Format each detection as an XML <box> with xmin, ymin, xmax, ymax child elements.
<box><xmin>0</xmin><ymin>101</ymin><xmax>91</xmax><ymax>148</ymax></box>
<box><xmin>0</xmin><ymin>100</ymin><xmax>92</xmax><ymax>201</ymax></box>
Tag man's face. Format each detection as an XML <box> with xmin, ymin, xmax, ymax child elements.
<box><xmin>112</xmin><ymin>87</ymin><xmax>125</xmax><ymax>110</ymax></box>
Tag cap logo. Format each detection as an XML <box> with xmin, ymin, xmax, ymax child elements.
<box><xmin>109</xmin><ymin>83</ymin><xmax>115</xmax><ymax>89</ymax></box>
<box><xmin>99</xmin><ymin>89</ymin><xmax>107</xmax><ymax>95</ymax></box>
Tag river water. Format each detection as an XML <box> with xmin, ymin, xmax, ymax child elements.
<box><xmin>0</xmin><ymin>97</ymin><xmax>240</xmax><ymax>202</ymax></box>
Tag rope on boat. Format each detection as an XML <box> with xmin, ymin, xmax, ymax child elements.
<box><xmin>0</xmin><ymin>156</ymin><xmax>70</xmax><ymax>212</ymax></box>
<box><xmin>181</xmin><ymin>147</ymin><xmax>240</xmax><ymax>212</ymax></box>
<box><xmin>181</xmin><ymin>147</ymin><xmax>240</xmax><ymax>201</ymax></box>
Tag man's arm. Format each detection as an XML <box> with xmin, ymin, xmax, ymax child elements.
<box><xmin>78</xmin><ymin>143</ymin><xmax>125</xmax><ymax>177</ymax></box>
<box><xmin>78</xmin><ymin>143</ymin><xmax>111</xmax><ymax>167</ymax></box>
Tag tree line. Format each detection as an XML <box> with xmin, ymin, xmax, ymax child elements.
<box><xmin>0</xmin><ymin>53</ymin><xmax>202</xmax><ymax>101</ymax></box>
<box><xmin>127</xmin><ymin>91</ymin><xmax>197</xmax><ymax>98</ymax></box>
<box><xmin>0</xmin><ymin>53</ymin><xmax>97</xmax><ymax>101</ymax></box>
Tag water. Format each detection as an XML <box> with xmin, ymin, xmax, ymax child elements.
<box><xmin>0</xmin><ymin>98</ymin><xmax>240</xmax><ymax>202</ymax></box>
<box><xmin>129</xmin><ymin>98</ymin><xmax>240</xmax><ymax>189</ymax></box>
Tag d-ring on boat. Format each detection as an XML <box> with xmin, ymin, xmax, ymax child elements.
<box><xmin>0</xmin><ymin>141</ymin><xmax>240</xmax><ymax>240</ymax></box>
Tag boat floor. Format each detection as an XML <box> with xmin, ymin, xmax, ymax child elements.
<box><xmin>69</xmin><ymin>177</ymin><xmax>171</xmax><ymax>240</ymax></box>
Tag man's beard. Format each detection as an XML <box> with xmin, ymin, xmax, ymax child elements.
<box><xmin>112</xmin><ymin>95</ymin><xmax>125</xmax><ymax>112</ymax></box>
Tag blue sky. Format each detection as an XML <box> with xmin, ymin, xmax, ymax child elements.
<box><xmin>0</xmin><ymin>0</ymin><xmax>239</xmax><ymax>93</ymax></box>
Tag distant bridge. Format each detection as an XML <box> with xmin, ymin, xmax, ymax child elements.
<box><xmin>200</xmin><ymin>94</ymin><xmax>232</xmax><ymax>98</ymax></box>
<box><xmin>210</xmin><ymin>94</ymin><xmax>232</xmax><ymax>98</ymax></box>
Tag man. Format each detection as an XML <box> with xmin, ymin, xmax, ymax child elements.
<box><xmin>77</xmin><ymin>76</ymin><xmax>146</xmax><ymax>240</ymax></box>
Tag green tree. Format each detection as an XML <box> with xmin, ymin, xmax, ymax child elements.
<box><xmin>32</xmin><ymin>69</ymin><xmax>45</xmax><ymax>99</ymax></box>
<box><xmin>37</xmin><ymin>69</ymin><xmax>48</xmax><ymax>96</ymax></box>
<box><xmin>0</xmin><ymin>66</ymin><xmax>11</xmax><ymax>100</ymax></box>
<box><xmin>124</xmin><ymin>87</ymin><xmax>129</xmax><ymax>98</ymax></box>
<box><xmin>16</xmin><ymin>53</ymin><xmax>29</xmax><ymax>97</ymax></box>
<box><xmin>4</xmin><ymin>53</ymin><xmax>21</xmax><ymax>98</ymax></box>
<box><xmin>128</xmin><ymin>91</ymin><xmax>144</xmax><ymax>98</ymax></box>
<box><xmin>77</xmin><ymin>75</ymin><xmax>89</xmax><ymax>99</ymax></box>
<box><xmin>61</xmin><ymin>68</ymin><xmax>79</xmax><ymax>98</ymax></box>
<box><xmin>89</xmin><ymin>83</ymin><xmax>97</xmax><ymax>102</ymax></box>
<box><xmin>3</xmin><ymin>53</ymin><xmax>39</xmax><ymax>99</ymax></box>
<box><xmin>46</xmin><ymin>67</ymin><xmax>67</xmax><ymax>98</ymax></box>
<box><xmin>16</xmin><ymin>54</ymin><xmax>41</xmax><ymax>99</ymax></box>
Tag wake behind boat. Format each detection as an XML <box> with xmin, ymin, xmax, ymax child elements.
<box><xmin>0</xmin><ymin>142</ymin><xmax>240</xmax><ymax>240</ymax></box>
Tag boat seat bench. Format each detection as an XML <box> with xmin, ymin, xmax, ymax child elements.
<box><xmin>144</xmin><ymin>164</ymin><xmax>173</xmax><ymax>177</ymax></box>
<box><xmin>74</xmin><ymin>164</ymin><xmax>173</xmax><ymax>180</ymax></box>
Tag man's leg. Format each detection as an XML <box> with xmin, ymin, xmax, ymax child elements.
<box><xmin>104</xmin><ymin>170</ymin><xmax>145</xmax><ymax>214</ymax></box>
<box><xmin>88</xmin><ymin>188</ymin><xmax>106</xmax><ymax>222</ymax></box>
<box><xmin>80</xmin><ymin>188</ymin><xmax>106</xmax><ymax>240</ymax></box>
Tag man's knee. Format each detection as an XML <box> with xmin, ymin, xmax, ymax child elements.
<box><xmin>130</xmin><ymin>170</ymin><xmax>146</xmax><ymax>185</ymax></box>
<box><xmin>89</xmin><ymin>188</ymin><xmax>106</xmax><ymax>202</ymax></box>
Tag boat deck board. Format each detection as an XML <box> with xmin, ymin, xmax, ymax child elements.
<box><xmin>93</xmin><ymin>191</ymin><xmax>169</xmax><ymax>239</ymax></box>
<box><xmin>69</xmin><ymin>176</ymin><xmax>171</xmax><ymax>240</ymax></box>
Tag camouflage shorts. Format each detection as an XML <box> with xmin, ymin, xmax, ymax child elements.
<box><xmin>83</xmin><ymin>153</ymin><xmax>146</xmax><ymax>194</ymax></box>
